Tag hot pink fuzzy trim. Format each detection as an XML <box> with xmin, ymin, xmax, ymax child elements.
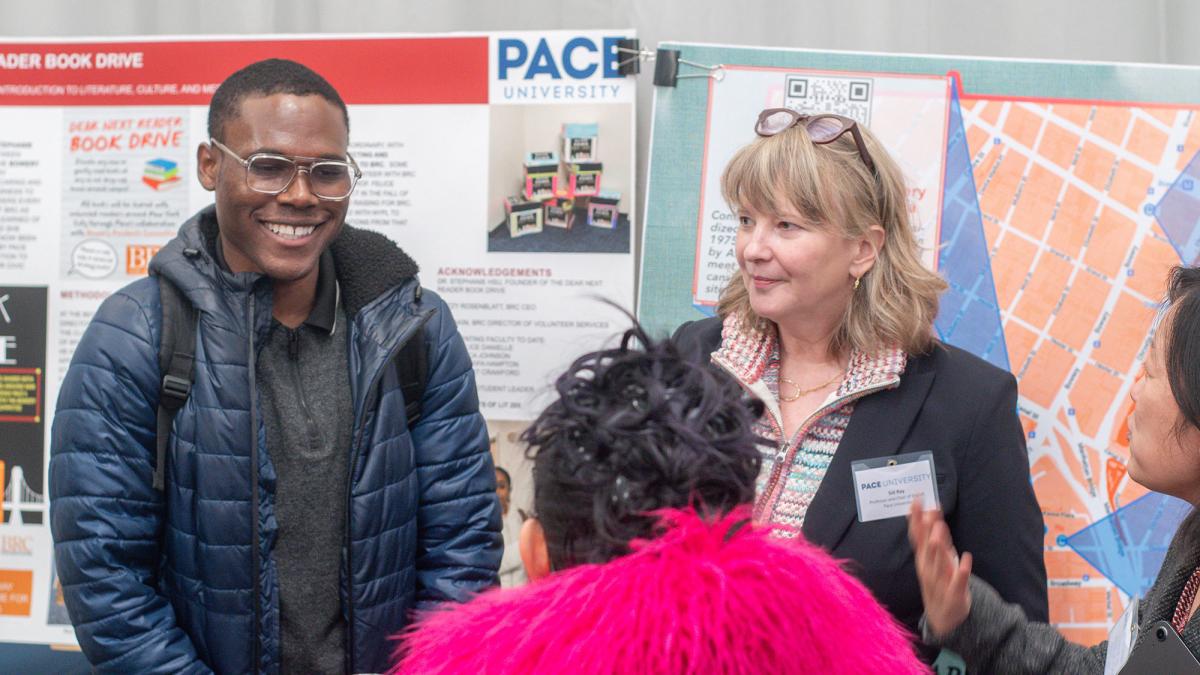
<box><xmin>391</xmin><ymin>508</ymin><xmax>927</xmax><ymax>674</ymax></box>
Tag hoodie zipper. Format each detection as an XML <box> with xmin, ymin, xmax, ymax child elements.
<box><xmin>247</xmin><ymin>293</ymin><xmax>262</xmax><ymax>673</ymax></box>
<box><xmin>343</xmin><ymin>301</ymin><xmax>435</xmax><ymax>674</ymax></box>
<box><xmin>284</xmin><ymin>328</ymin><xmax>323</xmax><ymax>454</ymax></box>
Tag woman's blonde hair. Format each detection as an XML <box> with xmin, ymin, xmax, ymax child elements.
<box><xmin>716</xmin><ymin>117</ymin><xmax>946</xmax><ymax>356</ymax></box>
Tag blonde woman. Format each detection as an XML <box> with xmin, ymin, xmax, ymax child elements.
<box><xmin>673</xmin><ymin>109</ymin><xmax>1048</xmax><ymax>657</ymax></box>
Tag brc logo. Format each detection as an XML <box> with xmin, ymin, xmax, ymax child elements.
<box><xmin>497</xmin><ymin>37</ymin><xmax>625</xmax><ymax>80</ymax></box>
<box><xmin>126</xmin><ymin>244</ymin><xmax>162</xmax><ymax>276</ymax></box>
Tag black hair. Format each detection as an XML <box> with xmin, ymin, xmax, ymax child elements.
<box><xmin>207</xmin><ymin>58</ymin><xmax>349</xmax><ymax>141</ymax></box>
<box><xmin>1165</xmin><ymin>266</ymin><xmax>1200</xmax><ymax>436</ymax></box>
<box><xmin>495</xmin><ymin>466</ymin><xmax>512</xmax><ymax>486</ymax></box>
<box><xmin>522</xmin><ymin>322</ymin><xmax>764</xmax><ymax>570</ymax></box>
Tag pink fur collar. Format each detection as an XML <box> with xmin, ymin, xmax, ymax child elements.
<box><xmin>392</xmin><ymin>508</ymin><xmax>926</xmax><ymax>674</ymax></box>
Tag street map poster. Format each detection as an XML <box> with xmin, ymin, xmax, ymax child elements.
<box><xmin>639</xmin><ymin>42</ymin><xmax>1200</xmax><ymax>645</ymax></box>
<box><xmin>0</xmin><ymin>30</ymin><xmax>635</xmax><ymax>647</ymax></box>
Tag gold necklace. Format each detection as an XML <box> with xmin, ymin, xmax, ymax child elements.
<box><xmin>779</xmin><ymin>371</ymin><xmax>844</xmax><ymax>402</ymax></box>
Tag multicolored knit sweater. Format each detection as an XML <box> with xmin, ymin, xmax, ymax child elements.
<box><xmin>711</xmin><ymin>314</ymin><xmax>907</xmax><ymax>533</ymax></box>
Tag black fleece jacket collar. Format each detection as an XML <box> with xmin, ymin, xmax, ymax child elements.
<box><xmin>193</xmin><ymin>206</ymin><xmax>420</xmax><ymax>316</ymax></box>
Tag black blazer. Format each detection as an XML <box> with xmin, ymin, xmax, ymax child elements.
<box><xmin>673</xmin><ymin>317</ymin><xmax>1049</xmax><ymax>642</ymax></box>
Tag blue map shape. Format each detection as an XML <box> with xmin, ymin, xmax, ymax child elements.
<box><xmin>1154</xmin><ymin>149</ymin><xmax>1200</xmax><ymax>265</ymax></box>
<box><xmin>1065</xmin><ymin>491</ymin><xmax>1193</xmax><ymax>597</ymax></box>
<box><xmin>934</xmin><ymin>87</ymin><xmax>1010</xmax><ymax>371</ymax></box>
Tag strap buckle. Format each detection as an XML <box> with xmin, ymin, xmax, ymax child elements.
<box><xmin>161</xmin><ymin>374</ymin><xmax>192</xmax><ymax>405</ymax></box>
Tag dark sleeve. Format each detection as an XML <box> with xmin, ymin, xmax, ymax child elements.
<box><xmin>949</xmin><ymin>369</ymin><xmax>1049</xmax><ymax>622</ymax></box>
<box><xmin>670</xmin><ymin>318</ymin><xmax>721</xmax><ymax>365</ymax></box>
<box><xmin>926</xmin><ymin>576</ymin><xmax>1107</xmax><ymax>673</ymax></box>
<box><xmin>669</xmin><ymin>320</ymin><xmax>694</xmax><ymax>341</ymax></box>
<box><xmin>410</xmin><ymin>293</ymin><xmax>502</xmax><ymax>606</ymax></box>
<box><xmin>49</xmin><ymin>289</ymin><xmax>212</xmax><ymax>674</ymax></box>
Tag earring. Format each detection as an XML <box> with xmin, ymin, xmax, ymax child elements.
<box><xmin>853</xmin><ymin>277</ymin><xmax>861</xmax><ymax>291</ymax></box>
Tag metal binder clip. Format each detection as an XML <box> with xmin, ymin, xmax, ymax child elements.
<box><xmin>615</xmin><ymin>39</ymin><xmax>647</xmax><ymax>76</ymax></box>
<box><xmin>652</xmin><ymin>49</ymin><xmax>723</xmax><ymax>87</ymax></box>
<box><xmin>615</xmin><ymin>43</ymin><xmax>724</xmax><ymax>86</ymax></box>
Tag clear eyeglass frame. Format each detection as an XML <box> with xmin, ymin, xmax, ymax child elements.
<box><xmin>208</xmin><ymin>137</ymin><xmax>363</xmax><ymax>201</ymax></box>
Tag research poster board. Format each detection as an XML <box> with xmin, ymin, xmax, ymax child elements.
<box><xmin>0</xmin><ymin>30</ymin><xmax>635</xmax><ymax>647</ymax></box>
<box><xmin>640</xmin><ymin>42</ymin><xmax>1200</xmax><ymax>644</ymax></box>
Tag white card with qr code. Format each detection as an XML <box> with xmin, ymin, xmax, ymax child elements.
<box><xmin>782</xmin><ymin>74</ymin><xmax>873</xmax><ymax>125</ymax></box>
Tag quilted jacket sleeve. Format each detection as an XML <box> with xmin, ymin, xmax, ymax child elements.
<box><xmin>49</xmin><ymin>286</ymin><xmax>211</xmax><ymax>674</ymax></box>
<box><xmin>409</xmin><ymin>292</ymin><xmax>502</xmax><ymax>607</ymax></box>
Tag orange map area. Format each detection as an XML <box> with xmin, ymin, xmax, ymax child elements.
<box><xmin>963</xmin><ymin>98</ymin><xmax>1200</xmax><ymax>644</ymax></box>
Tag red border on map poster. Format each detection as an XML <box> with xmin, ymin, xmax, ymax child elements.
<box><xmin>0</xmin><ymin>37</ymin><xmax>489</xmax><ymax>106</ymax></box>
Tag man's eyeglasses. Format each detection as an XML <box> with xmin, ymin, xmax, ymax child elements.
<box><xmin>208</xmin><ymin>138</ymin><xmax>362</xmax><ymax>201</ymax></box>
<box><xmin>753</xmin><ymin>109</ymin><xmax>877</xmax><ymax>176</ymax></box>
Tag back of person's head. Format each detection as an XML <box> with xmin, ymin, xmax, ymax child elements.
<box><xmin>521</xmin><ymin>322</ymin><xmax>763</xmax><ymax>570</ymax></box>
<box><xmin>394</xmin><ymin>322</ymin><xmax>926</xmax><ymax>674</ymax></box>
<box><xmin>207</xmin><ymin>58</ymin><xmax>349</xmax><ymax>141</ymax></box>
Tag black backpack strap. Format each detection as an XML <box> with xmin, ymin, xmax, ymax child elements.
<box><xmin>393</xmin><ymin>284</ymin><xmax>430</xmax><ymax>430</ymax></box>
<box><xmin>395</xmin><ymin>325</ymin><xmax>428</xmax><ymax>429</ymax></box>
<box><xmin>155</xmin><ymin>276</ymin><xmax>197</xmax><ymax>491</ymax></box>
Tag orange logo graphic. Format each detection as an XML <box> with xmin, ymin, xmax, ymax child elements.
<box><xmin>0</xmin><ymin>570</ymin><xmax>32</xmax><ymax>616</ymax></box>
<box><xmin>126</xmin><ymin>244</ymin><xmax>162</xmax><ymax>276</ymax></box>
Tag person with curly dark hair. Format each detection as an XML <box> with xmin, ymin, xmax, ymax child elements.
<box><xmin>391</xmin><ymin>324</ymin><xmax>926</xmax><ymax>674</ymax></box>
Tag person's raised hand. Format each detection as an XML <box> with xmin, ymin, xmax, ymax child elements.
<box><xmin>907</xmin><ymin>499</ymin><xmax>972</xmax><ymax>638</ymax></box>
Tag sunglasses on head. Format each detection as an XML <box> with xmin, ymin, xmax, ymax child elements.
<box><xmin>754</xmin><ymin>108</ymin><xmax>877</xmax><ymax>177</ymax></box>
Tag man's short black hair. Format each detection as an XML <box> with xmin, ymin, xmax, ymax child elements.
<box><xmin>207</xmin><ymin>58</ymin><xmax>350</xmax><ymax>141</ymax></box>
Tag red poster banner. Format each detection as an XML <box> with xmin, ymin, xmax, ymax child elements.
<box><xmin>0</xmin><ymin>37</ymin><xmax>489</xmax><ymax>105</ymax></box>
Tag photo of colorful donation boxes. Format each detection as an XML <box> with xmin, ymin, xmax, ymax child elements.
<box><xmin>523</xmin><ymin>152</ymin><xmax>559</xmax><ymax>201</ymax></box>
<box><xmin>489</xmin><ymin>120</ymin><xmax>629</xmax><ymax>254</ymax></box>
<box><xmin>587</xmin><ymin>191</ymin><xmax>620</xmax><ymax>228</ymax></box>
<box><xmin>562</xmin><ymin>123</ymin><xmax>598</xmax><ymax>162</ymax></box>
<box><xmin>505</xmin><ymin>195</ymin><xmax>544</xmax><ymax>238</ymax></box>
<box><xmin>544</xmin><ymin>191</ymin><xmax>574</xmax><ymax>228</ymax></box>
<box><xmin>566</xmin><ymin>161</ymin><xmax>602</xmax><ymax>197</ymax></box>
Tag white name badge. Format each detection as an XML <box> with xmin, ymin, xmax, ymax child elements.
<box><xmin>851</xmin><ymin>451</ymin><xmax>939</xmax><ymax>523</ymax></box>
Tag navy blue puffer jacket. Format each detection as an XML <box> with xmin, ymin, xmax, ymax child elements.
<box><xmin>50</xmin><ymin>206</ymin><xmax>502</xmax><ymax>674</ymax></box>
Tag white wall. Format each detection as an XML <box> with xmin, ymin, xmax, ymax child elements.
<box><xmin>487</xmin><ymin>106</ymin><xmax>527</xmax><ymax>230</ymax></box>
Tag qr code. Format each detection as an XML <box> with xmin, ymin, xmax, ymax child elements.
<box><xmin>783</xmin><ymin>75</ymin><xmax>872</xmax><ymax>126</ymax></box>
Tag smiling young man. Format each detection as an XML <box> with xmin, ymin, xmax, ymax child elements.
<box><xmin>49</xmin><ymin>59</ymin><xmax>501</xmax><ymax>674</ymax></box>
